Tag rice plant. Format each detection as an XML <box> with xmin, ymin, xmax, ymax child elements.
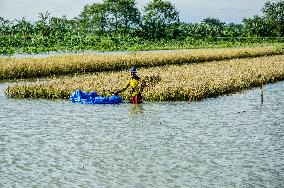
<box><xmin>5</xmin><ymin>54</ymin><xmax>284</xmax><ymax>101</ymax></box>
<box><xmin>0</xmin><ymin>45</ymin><xmax>283</xmax><ymax>80</ymax></box>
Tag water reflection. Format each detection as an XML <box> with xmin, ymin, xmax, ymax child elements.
<box><xmin>128</xmin><ymin>104</ymin><xmax>145</xmax><ymax>117</ymax></box>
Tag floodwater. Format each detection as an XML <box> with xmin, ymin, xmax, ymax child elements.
<box><xmin>0</xmin><ymin>49</ymin><xmax>181</xmax><ymax>59</ymax></box>
<box><xmin>0</xmin><ymin>81</ymin><xmax>283</xmax><ymax>187</ymax></box>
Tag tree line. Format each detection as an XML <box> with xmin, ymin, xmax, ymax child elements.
<box><xmin>0</xmin><ymin>0</ymin><xmax>283</xmax><ymax>55</ymax></box>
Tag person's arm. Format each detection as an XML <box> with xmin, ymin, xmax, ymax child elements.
<box><xmin>116</xmin><ymin>80</ymin><xmax>130</xmax><ymax>94</ymax></box>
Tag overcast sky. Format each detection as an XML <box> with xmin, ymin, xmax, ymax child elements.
<box><xmin>0</xmin><ymin>0</ymin><xmax>280</xmax><ymax>23</ymax></box>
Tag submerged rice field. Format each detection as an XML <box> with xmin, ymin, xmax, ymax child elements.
<box><xmin>5</xmin><ymin>54</ymin><xmax>284</xmax><ymax>101</ymax></box>
<box><xmin>0</xmin><ymin>45</ymin><xmax>283</xmax><ymax>80</ymax></box>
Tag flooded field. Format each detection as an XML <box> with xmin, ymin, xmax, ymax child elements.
<box><xmin>0</xmin><ymin>81</ymin><xmax>283</xmax><ymax>187</ymax></box>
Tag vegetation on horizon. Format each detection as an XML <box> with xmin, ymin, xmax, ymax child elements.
<box><xmin>0</xmin><ymin>0</ymin><xmax>284</xmax><ymax>55</ymax></box>
<box><xmin>0</xmin><ymin>45</ymin><xmax>283</xmax><ymax>80</ymax></box>
<box><xmin>5</xmin><ymin>55</ymin><xmax>284</xmax><ymax>101</ymax></box>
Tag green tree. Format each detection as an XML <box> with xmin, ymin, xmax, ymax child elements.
<box><xmin>0</xmin><ymin>17</ymin><xmax>12</xmax><ymax>35</ymax></box>
<box><xmin>79</xmin><ymin>3</ymin><xmax>108</xmax><ymax>34</ymax></box>
<box><xmin>223</xmin><ymin>23</ymin><xmax>243</xmax><ymax>37</ymax></box>
<box><xmin>116</xmin><ymin>0</ymin><xmax>141</xmax><ymax>34</ymax></box>
<box><xmin>50</xmin><ymin>16</ymin><xmax>81</xmax><ymax>39</ymax></box>
<box><xmin>142</xmin><ymin>0</ymin><xmax>180</xmax><ymax>39</ymax></box>
<box><xmin>105</xmin><ymin>0</ymin><xmax>141</xmax><ymax>35</ymax></box>
<box><xmin>262</xmin><ymin>1</ymin><xmax>284</xmax><ymax>36</ymax></box>
<box><xmin>176</xmin><ymin>23</ymin><xmax>196</xmax><ymax>38</ymax></box>
<box><xmin>243</xmin><ymin>15</ymin><xmax>272</xmax><ymax>37</ymax></box>
<box><xmin>35</xmin><ymin>12</ymin><xmax>51</xmax><ymax>36</ymax></box>
<box><xmin>79</xmin><ymin>0</ymin><xmax>140</xmax><ymax>35</ymax></box>
<box><xmin>242</xmin><ymin>1</ymin><xmax>284</xmax><ymax>37</ymax></box>
<box><xmin>201</xmin><ymin>17</ymin><xmax>225</xmax><ymax>37</ymax></box>
<box><xmin>12</xmin><ymin>17</ymin><xmax>34</xmax><ymax>36</ymax></box>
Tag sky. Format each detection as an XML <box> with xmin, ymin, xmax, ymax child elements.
<box><xmin>0</xmin><ymin>0</ymin><xmax>280</xmax><ymax>24</ymax></box>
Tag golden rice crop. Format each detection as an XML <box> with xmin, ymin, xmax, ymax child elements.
<box><xmin>5</xmin><ymin>54</ymin><xmax>284</xmax><ymax>101</ymax></box>
<box><xmin>0</xmin><ymin>45</ymin><xmax>283</xmax><ymax>80</ymax></box>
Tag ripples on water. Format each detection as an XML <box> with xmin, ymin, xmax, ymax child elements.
<box><xmin>0</xmin><ymin>82</ymin><xmax>283</xmax><ymax>187</ymax></box>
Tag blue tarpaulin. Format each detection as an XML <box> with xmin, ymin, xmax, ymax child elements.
<box><xmin>70</xmin><ymin>89</ymin><xmax>123</xmax><ymax>104</ymax></box>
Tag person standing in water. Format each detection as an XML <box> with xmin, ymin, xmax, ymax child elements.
<box><xmin>115</xmin><ymin>67</ymin><xmax>145</xmax><ymax>104</ymax></box>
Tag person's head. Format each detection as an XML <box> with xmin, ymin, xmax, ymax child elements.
<box><xmin>129</xmin><ymin>67</ymin><xmax>137</xmax><ymax>78</ymax></box>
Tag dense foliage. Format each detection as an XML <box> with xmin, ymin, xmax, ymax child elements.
<box><xmin>243</xmin><ymin>1</ymin><xmax>284</xmax><ymax>37</ymax></box>
<box><xmin>0</xmin><ymin>0</ymin><xmax>284</xmax><ymax>55</ymax></box>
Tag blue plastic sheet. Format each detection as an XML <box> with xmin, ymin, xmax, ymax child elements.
<box><xmin>70</xmin><ymin>89</ymin><xmax>123</xmax><ymax>104</ymax></box>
